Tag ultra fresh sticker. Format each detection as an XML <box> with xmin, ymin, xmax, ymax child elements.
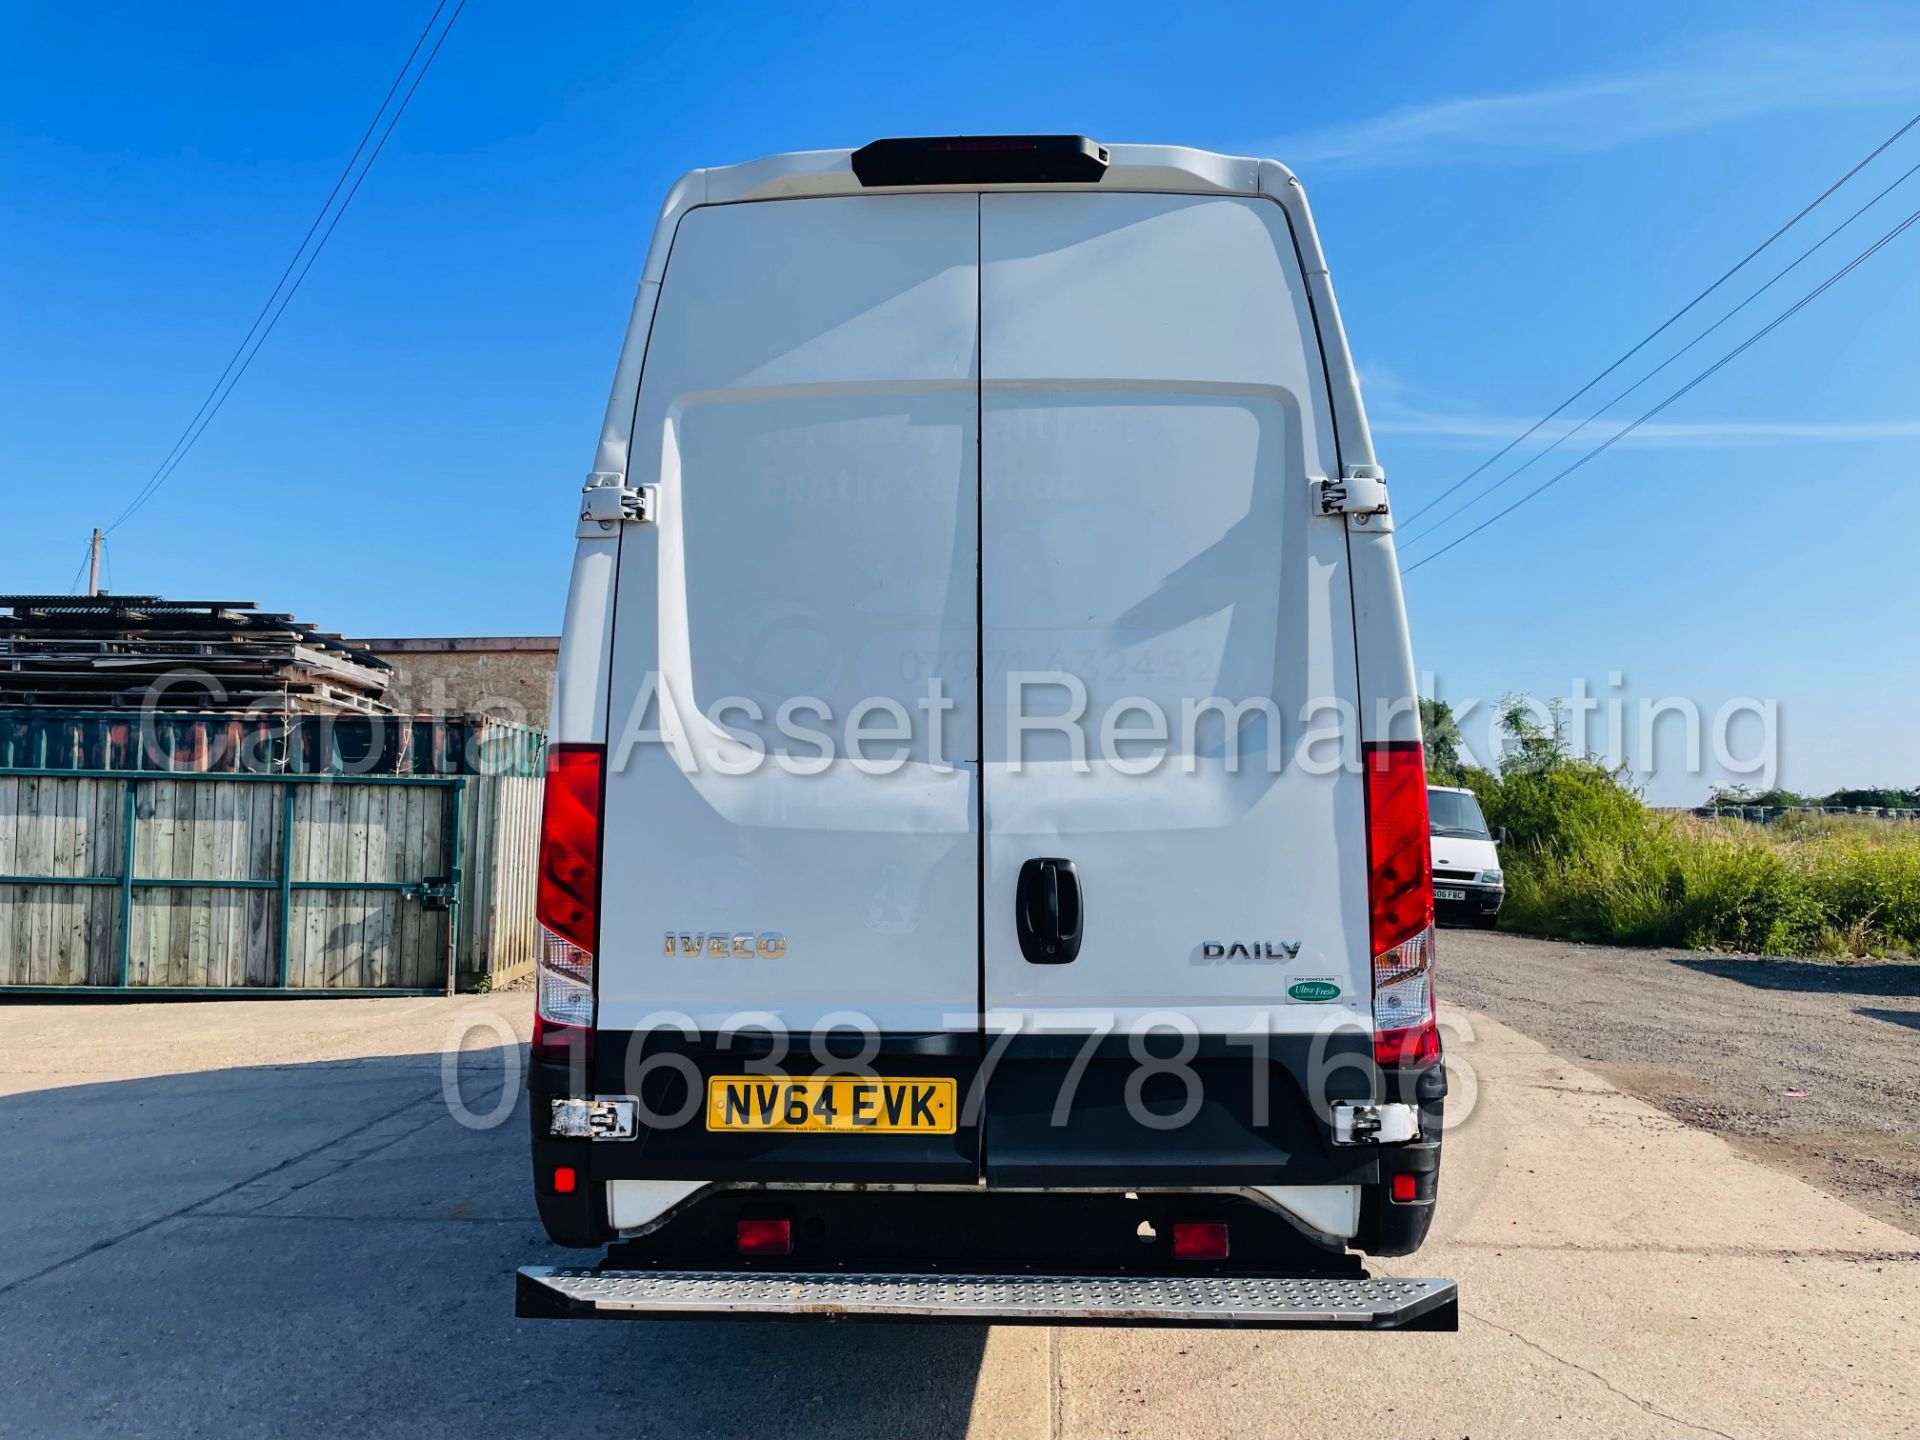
<box><xmin>1287</xmin><ymin>978</ymin><xmax>1342</xmax><ymax>1003</ymax></box>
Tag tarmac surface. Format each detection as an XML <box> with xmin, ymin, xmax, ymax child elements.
<box><xmin>2</xmin><ymin>935</ymin><xmax>1916</xmax><ymax>1439</ymax></box>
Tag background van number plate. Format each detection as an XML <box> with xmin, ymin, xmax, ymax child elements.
<box><xmin>706</xmin><ymin>1077</ymin><xmax>956</xmax><ymax>1134</ymax></box>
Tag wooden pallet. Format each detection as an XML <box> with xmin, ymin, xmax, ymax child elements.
<box><xmin>0</xmin><ymin>596</ymin><xmax>394</xmax><ymax>715</ymax></box>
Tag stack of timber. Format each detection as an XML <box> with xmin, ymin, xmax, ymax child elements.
<box><xmin>0</xmin><ymin>596</ymin><xmax>394</xmax><ymax>715</ymax></box>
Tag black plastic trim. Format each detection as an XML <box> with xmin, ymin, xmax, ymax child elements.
<box><xmin>601</xmin><ymin>1189</ymin><xmax>1359</xmax><ymax>1273</ymax></box>
<box><xmin>852</xmin><ymin>135</ymin><xmax>1109</xmax><ymax>188</ymax></box>
<box><xmin>1355</xmin><ymin>1086</ymin><xmax>1445</xmax><ymax>1256</ymax></box>
<box><xmin>528</xmin><ymin>1063</ymin><xmax>615</xmax><ymax>1249</ymax></box>
<box><xmin>1015</xmin><ymin>856</ymin><xmax>1083</xmax><ymax>964</ymax></box>
<box><xmin>534</xmin><ymin>1032</ymin><xmax>1446</xmax><ymax>1251</ymax></box>
<box><xmin>982</xmin><ymin>1040</ymin><xmax>1375</xmax><ymax>1188</ymax></box>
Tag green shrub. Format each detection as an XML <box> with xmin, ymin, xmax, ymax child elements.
<box><xmin>1462</xmin><ymin>704</ymin><xmax>1920</xmax><ymax>957</ymax></box>
<box><xmin>1781</xmin><ymin>821</ymin><xmax>1920</xmax><ymax>955</ymax></box>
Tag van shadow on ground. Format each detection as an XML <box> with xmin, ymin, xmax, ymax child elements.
<box><xmin>1671</xmin><ymin>955</ymin><xmax>1920</xmax><ymax>998</ymax></box>
<box><xmin>1856</xmin><ymin>1006</ymin><xmax>1920</xmax><ymax>1031</ymax></box>
<box><xmin>0</xmin><ymin>1046</ymin><xmax>996</xmax><ymax>1440</ymax></box>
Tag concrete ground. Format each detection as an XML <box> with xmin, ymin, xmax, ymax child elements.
<box><xmin>2</xmin><ymin>940</ymin><xmax>1917</xmax><ymax>1439</ymax></box>
<box><xmin>1443</xmin><ymin>928</ymin><xmax>1920</xmax><ymax>1237</ymax></box>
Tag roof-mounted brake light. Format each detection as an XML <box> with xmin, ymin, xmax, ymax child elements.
<box><xmin>851</xmin><ymin>135</ymin><xmax>1109</xmax><ymax>188</ymax></box>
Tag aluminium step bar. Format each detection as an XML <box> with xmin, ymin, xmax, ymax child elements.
<box><xmin>517</xmin><ymin>1267</ymin><xmax>1458</xmax><ymax>1330</ymax></box>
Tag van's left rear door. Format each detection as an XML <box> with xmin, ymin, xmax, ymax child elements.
<box><xmin>595</xmin><ymin>194</ymin><xmax>983</xmax><ymax>1182</ymax></box>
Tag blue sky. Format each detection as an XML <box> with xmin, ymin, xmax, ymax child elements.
<box><xmin>3</xmin><ymin>1</ymin><xmax>1917</xmax><ymax>803</ymax></box>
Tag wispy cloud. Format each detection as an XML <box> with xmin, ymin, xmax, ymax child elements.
<box><xmin>1370</xmin><ymin>402</ymin><xmax>1920</xmax><ymax>450</ymax></box>
<box><xmin>1267</xmin><ymin>30</ymin><xmax>1920</xmax><ymax>170</ymax></box>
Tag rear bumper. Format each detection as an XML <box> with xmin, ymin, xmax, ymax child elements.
<box><xmin>531</xmin><ymin>1080</ymin><xmax>1445</xmax><ymax>1260</ymax></box>
<box><xmin>538</xmin><ymin>1029</ymin><xmax>1406</xmax><ymax>1191</ymax></box>
<box><xmin>517</xmin><ymin>1265</ymin><xmax>1458</xmax><ymax>1330</ymax></box>
<box><xmin>523</xmin><ymin>1156</ymin><xmax>1451</xmax><ymax>1325</ymax></box>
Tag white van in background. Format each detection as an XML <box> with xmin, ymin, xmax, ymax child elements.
<box><xmin>1429</xmin><ymin>784</ymin><xmax>1504</xmax><ymax>929</ymax></box>
<box><xmin>517</xmin><ymin>136</ymin><xmax>1456</xmax><ymax>1331</ymax></box>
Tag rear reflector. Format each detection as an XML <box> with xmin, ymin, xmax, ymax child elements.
<box><xmin>852</xmin><ymin>134</ymin><xmax>1109</xmax><ymax>187</ymax></box>
<box><xmin>1171</xmin><ymin>1222</ymin><xmax>1230</xmax><ymax>1260</ymax></box>
<box><xmin>531</xmin><ymin>1011</ymin><xmax>592</xmax><ymax>1069</ymax></box>
<box><xmin>534</xmin><ymin>745</ymin><xmax>603</xmax><ymax>1057</ymax></box>
<box><xmin>1365</xmin><ymin>741</ymin><xmax>1439</xmax><ymax>1068</ymax></box>
<box><xmin>736</xmin><ymin>1219</ymin><xmax>793</xmax><ymax>1256</ymax></box>
<box><xmin>552</xmin><ymin>1167</ymin><xmax>577</xmax><ymax>1195</ymax></box>
<box><xmin>1391</xmin><ymin>1173</ymin><xmax>1418</xmax><ymax>1203</ymax></box>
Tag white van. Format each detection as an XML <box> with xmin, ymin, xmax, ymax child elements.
<box><xmin>1429</xmin><ymin>783</ymin><xmax>1504</xmax><ymax>928</ymax></box>
<box><xmin>518</xmin><ymin>137</ymin><xmax>1455</xmax><ymax>1330</ymax></box>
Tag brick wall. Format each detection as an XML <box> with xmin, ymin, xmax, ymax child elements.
<box><xmin>352</xmin><ymin>637</ymin><xmax>557</xmax><ymax>727</ymax></box>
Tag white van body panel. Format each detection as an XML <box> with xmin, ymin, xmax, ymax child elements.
<box><xmin>596</xmin><ymin>193</ymin><xmax>982</xmax><ymax>1036</ymax></box>
<box><xmin>551</xmin><ymin>539</ymin><xmax>619</xmax><ymax>746</ymax></box>
<box><xmin>561</xmin><ymin>140</ymin><xmax>1419</xmax><ymax>1049</ymax></box>
<box><xmin>1431</xmin><ymin>834</ymin><xmax>1500</xmax><ymax>874</ymax></box>
<box><xmin>1427</xmin><ymin>783</ymin><xmax>1501</xmax><ymax>875</ymax></box>
<box><xmin>977</xmin><ymin>191</ymin><xmax>1369</xmax><ymax>1036</ymax></box>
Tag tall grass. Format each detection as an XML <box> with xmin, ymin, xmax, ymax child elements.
<box><xmin>1470</xmin><ymin>763</ymin><xmax>1920</xmax><ymax>958</ymax></box>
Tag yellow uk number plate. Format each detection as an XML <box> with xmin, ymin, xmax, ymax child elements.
<box><xmin>705</xmin><ymin>1076</ymin><xmax>957</xmax><ymax>1135</ymax></box>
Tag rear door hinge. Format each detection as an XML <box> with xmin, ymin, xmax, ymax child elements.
<box><xmin>578</xmin><ymin>475</ymin><xmax>656</xmax><ymax>536</ymax></box>
<box><xmin>1312</xmin><ymin>467</ymin><xmax>1391</xmax><ymax>529</ymax></box>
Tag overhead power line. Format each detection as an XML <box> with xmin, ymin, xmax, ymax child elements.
<box><xmin>1399</xmin><ymin>152</ymin><xmax>1920</xmax><ymax>555</ymax></box>
<box><xmin>1396</xmin><ymin>107</ymin><xmax>1920</xmax><ymax>531</ymax></box>
<box><xmin>1402</xmin><ymin>201</ymin><xmax>1920</xmax><ymax>577</ymax></box>
<box><xmin>103</xmin><ymin>0</ymin><xmax>466</xmax><ymax>536</ymax></box>
<box><xmin>63</xmin><ymin>541</ymin><xmax>94</xmax><ymax>596</ymax></box>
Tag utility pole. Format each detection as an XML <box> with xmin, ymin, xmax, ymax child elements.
<box><xmin>87</xmin><ymin>528</ymin><xmax>102</xmax><ymax>596</ymax></box>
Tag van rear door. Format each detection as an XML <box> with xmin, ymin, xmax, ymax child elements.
<box><xmin>976</xmin><ymin>192</ymin><xmax>1375</xmax><ymax>1184</ymax></box>
<box><xmin>595</xmin><ymin>194</ymin><xmax>982</xmax><ymax>1180</ymax></box>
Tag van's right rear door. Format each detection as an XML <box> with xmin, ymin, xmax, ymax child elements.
<box><xmin>976</xmin><ymin>191</ymin><xmax>1377</xmax><ymax>1186</ymax></box>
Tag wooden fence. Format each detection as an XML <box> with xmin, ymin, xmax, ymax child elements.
<box><xmin>0</xmin><ymin>730</ymin><xmax>543</xmax><ymax>994</ymax></box>
<box><xmin>457</xmin><ymin>766</ymin><xmax>541</xmax><ymax>988</ymax></box>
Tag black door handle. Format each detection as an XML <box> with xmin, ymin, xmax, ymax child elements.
<box><xmin>1016</xmin><ymin>857</ymin><xmax>1083</xmax><ymax>964</ymax></box>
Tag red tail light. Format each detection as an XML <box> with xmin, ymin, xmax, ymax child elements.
<box><xmin>1365</xmin><ymin>741</ymin><xmax>1438</xmax><ymax>1067</ymax></box>
<box><xmin>534</xmin><ymin>744</ymin><xmax>604</xmax><ymax>1064</ymax></box>
<box><xmin>1365</xmin><ymin>741</ymin><xmax>1432</xmax><ymax>950</ymax></box>
<box><xmin>735</xmin><ymin>1219</ymin><xmax>793</xmax><ymax>1256</ymax></box>
<box><xmin>537</xmin><ymin>744</ymin><xmax>604</xmax><ymax>951</ymax></box>
<box><xmin>1171</xmin><ymin>1222</ymin><xmax>1230</xmax><ymax>1260</ymax></box>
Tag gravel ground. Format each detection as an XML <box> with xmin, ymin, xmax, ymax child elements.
<box><xmin>1441</xmin><ymin>926</ymin><xmax>1920</xmax><ymax>1236</ymax></box>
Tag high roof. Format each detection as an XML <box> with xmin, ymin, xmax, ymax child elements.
<box><xmin>637</xmin><ymin>139</ymin><xmax>1311</xmax><ymax>286</ymax></box>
